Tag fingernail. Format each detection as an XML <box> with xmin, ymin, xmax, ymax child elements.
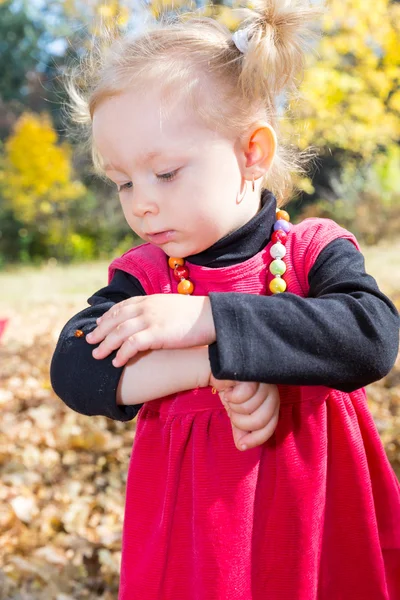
<box><xmin>92</xmin><ymin>348</ymin><xmax>99</xmax><ymax>357</ymax></box>
<box><xmin>240</xmin><ymin>444</ymin><xmax>247</xmax><ymax>451</ymax></box>
<box><xmin>112</xmin><ymin>358</ymin><xmax>119</xmax><ymax>367</ymax></box>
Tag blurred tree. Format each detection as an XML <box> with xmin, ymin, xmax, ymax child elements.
<box><xmin>0</xmin><ymin>0</ymin><xmax>49</xmax><ymax>140</ymax></box>
<box><xmin>0</xmin><ymin>0</ymin><xmax>44</xmax><ymax>104</ymax></box>
<box><xmin>291</xmin><ymin>0</ymin><xmax>400</xmax><ymax>199</ymax></box>
<box><xmin>1</xmin><ymin>112</ymin><xmax>85</xmax><ymax>223</ymax></box>
<box><xmin>0</xmin><ymin>112</ymin><xmax>88</xmax><ymax>260</ymax></box>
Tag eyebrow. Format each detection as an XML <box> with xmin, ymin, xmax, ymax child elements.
<box><xmin>103</xmin><ymin>150</ymin><xmax>171</xmax><ymax>172</ymax></box>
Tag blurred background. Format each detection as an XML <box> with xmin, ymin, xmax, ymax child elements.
<box><xmin>0</xmin><ymin>0</ymin><xmax>399</xmax><ymax>597</ymax></box>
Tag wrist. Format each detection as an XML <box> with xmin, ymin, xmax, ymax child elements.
<box><xmin>202</xmin><ymin>296</ymin><xmax>216</xmax><ymax>344</ymax></box>
<box><xmin>194</xmin><ymin>345</ymin><xmax>212</xmax><ymax>389</ymax></box>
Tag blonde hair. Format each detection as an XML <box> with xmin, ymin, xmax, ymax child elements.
<box><xmin>66</xmin><ymin>0</ymin><xmax>322</xmax><ymax>205</ymax></box>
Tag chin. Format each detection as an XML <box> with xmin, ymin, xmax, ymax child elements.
<box><xmin>161</xmin><ymin>242</ymin><xmax>200</xmax><ymax>259</ymax></box>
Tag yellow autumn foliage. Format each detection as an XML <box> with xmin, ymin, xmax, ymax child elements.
<box><xmin>291</xmin><ymin>0</ymin><xmax>400</xmax><ymax>159</ymax></box>
<box><xmin>63</xmin><ymin>0</ymin><xmax>129</xmax><ymax>29</ymax></box>
<box><xmin>0</xmin><ymin>112</ymin><xmax>85</xmax><ymax>224</ymax></box>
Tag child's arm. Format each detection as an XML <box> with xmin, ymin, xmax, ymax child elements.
<box><xmin>50</xmin><ymin>270</ymin><xmax>210</xmax><ymax>421</ymax></box>
<box><xmin>116</xmin><ymin>346</ymin><xmax>210</xmax><ymax>405</ymax></box>
<box><xmin>208</xmin><ymin>238</ymin><xmax>399</xmax><ymax>389</ymax></box>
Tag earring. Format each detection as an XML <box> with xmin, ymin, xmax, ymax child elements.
<box><xmin>236</xmin><ymin>175</ymin><xmax>255</xmax><ymax>204</ymax></box>
<box><xmin>236</xmin><ymin>178</ymin><xmax>247</xmax><ymax>204</ymax></box>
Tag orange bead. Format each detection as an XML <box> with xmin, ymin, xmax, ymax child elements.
<box><xmin>74</xmin><ymin>329</ymin><xmax>85</xmax><ymax>338</ymax></box>
<box><xmin>177</xmin><ymin>279</ymin><xmax>194</xmax><ymax>295</ymax></box>
<box><xmin>168</xmin><ymin>257</ymin><xmax>185</xmax><ymax>269</ymax></box>
<box><xmin>276</xmin><ymin>209</ymin><xmax>290</xmax><ymax>222</ymax></box>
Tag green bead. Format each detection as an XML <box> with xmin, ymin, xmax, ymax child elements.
<box><xmin>269</xmin><ymin>259</ymin><xmax>287</xmax><ymax>276</ymax></box>
<box><xmin>269</xmin><ymin>277</ymin><xmax>287</xmax><ymax>294</ymax></box>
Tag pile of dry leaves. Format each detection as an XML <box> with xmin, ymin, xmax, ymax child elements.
<box><xmin>0</xmin><ymin>333</ymin><xmax>135</xmax><ymax>599</ymax></box>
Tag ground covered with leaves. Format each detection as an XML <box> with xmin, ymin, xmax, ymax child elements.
<box><xmin>0</xmin><ymin>331</ymin><xmax>136</xmax><ymax>599</ymax></box>
<box><xmin>0</xmin><ymin>254</ymin><xmax>399</xmax><ymax>599</ymax></box>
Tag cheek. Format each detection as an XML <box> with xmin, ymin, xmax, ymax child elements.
<box><xmin>119</xmin><ymin>200</ymin><xmax>136</xmax><ymax>228</ymax></box>
<box><xmin>119</xmin><ymin>201</ymin><xmax>130</xmax><ymax>220</ymax></box>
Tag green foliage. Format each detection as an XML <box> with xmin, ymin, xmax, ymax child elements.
<box><xmin>0</xmin><ymin>0</ymin><xmax>44</xmax><ymax>104</ymax></box>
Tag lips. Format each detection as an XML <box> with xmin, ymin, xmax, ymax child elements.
<box><xmin>146</xmin><ymin>230</ymin><xmax>176</xmax><ymax>244</ymax></box>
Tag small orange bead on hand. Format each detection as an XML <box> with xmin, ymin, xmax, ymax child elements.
<box><xmin>177</xmin><ymin>279</ymin><xmax>194</xmax><ymax>295</ymax></box>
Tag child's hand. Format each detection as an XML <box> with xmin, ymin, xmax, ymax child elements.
<box><xmin>210</xmin><ymin>376</ymin><xmax>280</xmax><ymax>451</ymax></box>
<box><xmin>85</xmin><ymin>295</ymin><xmax>216</xmax><ymax>367</ymax></box>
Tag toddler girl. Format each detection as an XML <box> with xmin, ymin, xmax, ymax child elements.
<box><xmin>51</xmin><ymin>1</ymin><xmax>400</xmax><ymax>598</ymax></box>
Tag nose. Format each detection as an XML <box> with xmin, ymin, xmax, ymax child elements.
<box><xmin>130</xmin><ymin>188</ymin><xmax>159</xmax><ymax>218</ymax></box>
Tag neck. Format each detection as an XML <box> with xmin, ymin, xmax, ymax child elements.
<box><xmin>184</xmin><ymin>189</ymin><xmax>277</xmax><ymax>268</ymax></box>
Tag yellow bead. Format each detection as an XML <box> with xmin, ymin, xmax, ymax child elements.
<box><xmin>168</xmin><ymin>257</ymin><xmax>185</xmax><ymax>269</ymax></box>
<box><xmin>177</xmin><ymin>279</ymin><xmax>194</xmax><ymax>295</ymax></box>
<box><xmin>269</xmin><ymin>277</ymin><xmax>287</xmax><ymax>294</ymax></box>
<box><xmin>276</xmin><ymin>209</ymin><xmax>290</xmax><ymax>222</ymax></box>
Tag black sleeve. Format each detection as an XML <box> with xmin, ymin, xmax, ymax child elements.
<box><xmin>50</xmin><ymin>270</ymin><xmax>146</xmax><ymax>421</ymax></box>
<box><xmin>208</xmin><ymin>238</ymin><xmax>400</xmax><ymax>392</ymax></box>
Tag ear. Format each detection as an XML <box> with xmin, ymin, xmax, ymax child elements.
<box><xmin>239</xmin><ymin>123</ymin><xmax>277</xmax><ymax>183</ymax></box>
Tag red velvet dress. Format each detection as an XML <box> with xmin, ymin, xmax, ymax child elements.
<box><xmin>109</xmin><ymin>219</ymin><xmax>400</xmax><ymax>600</ymax></box>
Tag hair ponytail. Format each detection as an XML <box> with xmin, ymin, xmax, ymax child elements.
<box><xmin>236</xmin><ymin>0</ymin><xmax>323</xmax><ymax>102</ymax></box>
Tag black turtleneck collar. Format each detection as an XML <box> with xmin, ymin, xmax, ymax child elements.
<box><xmin>186</xmin><ymin>189</ymin><xmax>277</xmax><ymax>268</ymax></box>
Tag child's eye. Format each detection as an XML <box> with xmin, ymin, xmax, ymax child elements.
<box><xmin>117</xmin><ymin>169</ymin><xmax>178</xmax><ymax>192</ymax></box>
<box><xmin>157</xmin><ymin>170</ymin><xmax>178</xmax><ymax>182</ymax></box>
<box><xmin>117</xmin><ymin>182</ymin><xmax>133</xmax><ymax>192</ymax></box>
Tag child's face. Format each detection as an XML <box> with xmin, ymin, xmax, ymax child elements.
<box><xmin>93</xmin><ymin>86</ymin><xmax>259</xmax><ymax>257</ymax></box>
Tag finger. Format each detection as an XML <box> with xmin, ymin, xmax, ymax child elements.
<box><xmin>218</xmin><ymin>392</ymin><xmax>230</xmax><ymax>412</ymax></box>
<box><xmin>227</xmin><ymin>382</ymin><xmax>268</xmax><ymax>416</ymax></box>
<box><xmin>92</xmin><ymin>317</ymin><xmax>146</xmax><ymax>360</ymax></box>
<box><xmin>219</xmin><ymin>391</ymin><xmax>236</xmax><ymax>418</ymax></box>
<box><xmin>235</xmin><ymin>405</ymin><xmax>279</xmax><ymax>451</ymax></box>
<box><xmin>97</xmin><ymin>296</ymin><xmax>145</xmax><ymax>323</ymax></box>
<box><xmin>229</xmin><ymin>393</ymin><xmax>278</xmax><ymax>432</ymax></box>
<box><xmin>220</xmin><ymin>400</ymin><xmax>231</xmax><ymax>419</ymax></box>
<box><xmin>226</xmin><ymin>389</ymin><xmax>264</xmax><ymax>415</ymax></box>
<box><xmin>231</xmin><ymin>424</ymin><xmax>250</xmax><ymax>450</ymax></box>
<box><xmin>112</xmin><ymin>330</ymin><xmax>161</xmax><ymax>367</ymax></box>
<box><xmin>87</xmin><ymin>303</ymin><xmax>142</xmax><ymax>344</ymax></box>
<box><xmin>227</xmin><ymin>383</ymin><xmax>278</xmax><ymax>415</ymax></box>
<box><xmin>224</xmin><ymin>382</ymin><xmax>258</xmax><ymax>405</ymax></box>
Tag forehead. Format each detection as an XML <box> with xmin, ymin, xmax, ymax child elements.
<box><xmin>92</xmin><ymin>87</ymin><xmax>212</xmax><ymax>168</ymax></box>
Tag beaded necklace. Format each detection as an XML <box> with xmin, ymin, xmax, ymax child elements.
<box><xmin>168</xmin><ymin>208</ymin><xmax>292</xmax><ymax>295</ymax></box>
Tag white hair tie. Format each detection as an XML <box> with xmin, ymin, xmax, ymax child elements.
<box><xmin>232</xmin><ymin>28</ymin><xmax>250</xmax><ymax>54</ymax></box>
